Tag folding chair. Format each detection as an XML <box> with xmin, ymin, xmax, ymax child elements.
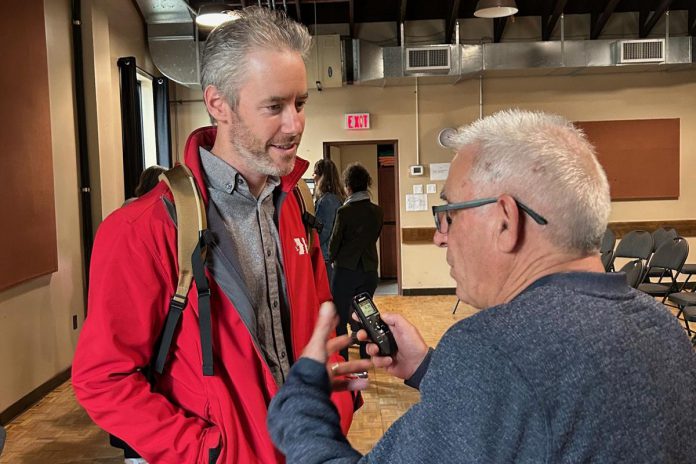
<box><xmin>637</xmin><ymin>237</ymin><xmax>689</xmax><ymax>303</ymax></box>
<box><xmin>608</xmin><ymin>230</ymin><xmax>653</xmax><ymax>273</ymax></box>
<box><xmin>644</xmin><ymin>228</ymin><xmax>678</xmax><ymax>281</ymax></box>
<box><xmin>619</xmin><ymin>259</ymin><xmax>644</xmax><ymax>289</ymax></box>
<box><xmin>600</xmin><ymin>227</ymin><xmax>616</xmax><ymax>271</ymax></box>
<box><xmin>680</xmin><ymin>306</ymin><xmax>696</xmax><ymax>344</ymax></box>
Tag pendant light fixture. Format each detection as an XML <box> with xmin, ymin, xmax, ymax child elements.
<box><xmin>195</xmin><ymin>4</ymin><xmax>241</xmax><ymax>28</ymax></box>
<box><xmin>474</xmin><ymin>0</ymin><xmax>518</xmax><ymax>19</ymax></box>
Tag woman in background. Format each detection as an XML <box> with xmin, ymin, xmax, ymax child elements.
<box><xmin>313</xmin><ymin>159</ymin><xmax>345</xmax><ymax>282</ymax></box>
<box><xmin>329</xmin><ymin>162</ymin><xmax>384</xmax><ymax>359</ymax></box>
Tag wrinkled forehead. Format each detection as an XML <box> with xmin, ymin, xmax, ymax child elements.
<box><xmin>442</xmin><ymin>147</ymin><xmax>475</xmax><ymax>202</ymax></box>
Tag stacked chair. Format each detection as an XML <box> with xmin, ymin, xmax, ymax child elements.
<box><xmin>643</xmin><ymin>228</ymin><xmax>678</xmax><ymax>281</ymax></box>
<box><xmin>618</xmin><ymin>259</ymin><xmax>644</xmax><ymax>289</ymax></box>
<box><xmin>636</xmin><ymin>236</ymin><xmax>689</xmax><ymax>302</ymax></box>
<box><xmin>606</xmin><ymin>230</ymin><xmax>653</xmax><ymax>273</ymax></box>
<box><xmin>600</xmin><ymin>228</ymin><xmax>616</xmax><ymax>271</ymax></box>
<box><xmin>602</xmin><ymin>227</ymin><xmax>694</xmax><ymax>344</ymax></box>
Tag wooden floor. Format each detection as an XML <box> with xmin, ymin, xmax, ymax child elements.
<box><xmin>1</xmin><ymin>295</ymin><xmax>474</xmax><ymax>463</ymax></box>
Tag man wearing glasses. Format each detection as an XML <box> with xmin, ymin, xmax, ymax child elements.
<box><xmin>267</xmin><ymin>109</ymin><xmax>696</xmax><ymax>463</ymax></box>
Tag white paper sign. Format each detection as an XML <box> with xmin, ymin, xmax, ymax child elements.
<box><xmin>429</xmin><ymin>163</ymin><xmax>450</xmax><ymax>181</ymax></box>
<box><xmin>426</xmin><ymin>184</ymin><xmax>437</xmax><ymax>194</ymax></box>
<box><xmin>413</xmin><ymin>184</ymin><xmax>423</xmax><ymax>194</ymax></box>
<box><xmin>405</xmin><ymin>194</ymin><xmax>428</xmax><ymax>212</ymax></box>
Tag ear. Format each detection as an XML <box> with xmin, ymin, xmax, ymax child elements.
<box><xmin>203</xmin><ymin>85</ymin><xmax>232</xmax><ymax>124</ymax></box>
<box><xmin>495</xmin><ymin>195</ymin><xmax>522</xmax><ymax>253</ymax></box>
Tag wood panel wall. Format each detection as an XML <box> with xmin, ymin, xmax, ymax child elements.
<box><xmin>575</xmin><ymin>119</ymin><xmax>680</xmax><ymax>200</ymax></box>
<box><xmin>0</xmin><ymin>0</ymin><xmax>58</xmax><ymax>290</ymax></box>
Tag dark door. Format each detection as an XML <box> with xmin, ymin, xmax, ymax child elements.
<box><xmin>378</xmin><ymin>164</ymin><xmax>397</xmax><ymax>278</ymax></box>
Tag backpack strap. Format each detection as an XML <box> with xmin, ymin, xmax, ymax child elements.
<box><xmin>154</xmin><ymin>164</ymin><xmax>214</xmax><ymax>377</ymax></box>
<box><xmin>294</xmin><ymin>179</ymin><xmax>322</xmax><ymax>250</ymax></box>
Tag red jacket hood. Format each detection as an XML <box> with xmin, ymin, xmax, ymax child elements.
<box><xmin>183</xmin><ymin>126</ymin><xmax>310</xmax><ymax>204</ymax></box>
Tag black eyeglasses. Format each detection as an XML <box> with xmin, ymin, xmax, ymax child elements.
<box><xmin>432</xmin><ymin>197</ymin><xmax>548</xmax><ymax>234</ymax></box>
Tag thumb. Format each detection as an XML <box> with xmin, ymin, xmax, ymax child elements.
<box><xmin>303</xmin><ymin>302</ymin><xmax>337</xmax><ymax>363</ymax></box>
<box><xmin>378</xmin><ymin>312</ymin><xmax>399</xmax><ymax>327</ymax></box>
<box><xmin>313</xmin><ymin>302</ymin><xmax>337</xmax><ymax>339</ymax></box>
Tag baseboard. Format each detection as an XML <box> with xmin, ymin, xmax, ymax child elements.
<box><xmin>402</xmin><ymin>287</ymin><xmax>457</xmax><ymax>296</ymax></box>
<box><xmin>0</xmin><ymin>367</ymin><xmax>71</xmax><ymax>425</ymax></box>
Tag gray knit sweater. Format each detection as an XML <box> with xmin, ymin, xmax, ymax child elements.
<box><xmin>268</xmin><ymin>272</ymin><xmax>696</xmax><ymax>463</ymax></box>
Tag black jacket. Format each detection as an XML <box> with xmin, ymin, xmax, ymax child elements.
<box><xmin>328</xmin><ymin>199</ymin><xmax>383</xmax><ymax>272</ymax></box>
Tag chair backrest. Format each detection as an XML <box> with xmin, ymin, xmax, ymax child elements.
<box><xmin>651</xmin><ymin>227</ymin><xmax>678</xmax><ymax>252</ymax></box>
<box><xmin>647</xmin><ymin>236</ymin><xmax>689</xmax><ymax>273</ymax></box>
<box><xmin>619</xmin><ymin>259</ymin><xmax>644</xmax><ymax>288</ymax></box>
<box><xmin>601</xmin><ymin>251</ymin><xmax>614</xmax><ymax>272</ymax></box>
<box><xmin>613</xmin><ymin>230</ymin><xmax>654</xmax><ymax>260</ymax></box>
<box><xmin>600</xmin><ymin>228</ymin><xmax>616</xmax><ymax>255</ymax></box>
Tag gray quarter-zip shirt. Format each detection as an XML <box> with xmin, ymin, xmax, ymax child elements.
<box><xmin>200</xmin><ymin>148</ymin><xmax>292</xmax><ymax>386</ymax></box>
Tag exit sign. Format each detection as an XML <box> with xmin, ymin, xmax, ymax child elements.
<box><xmin>345</xmin><ymin>113</ymin><xmax>370</xmax><ymax>130</ymax></box>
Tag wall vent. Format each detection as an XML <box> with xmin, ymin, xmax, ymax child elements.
<box><xmin>618</xmin><ymin>39</ymin><xmax>665</xmax><ymax>64</ymax></box>
<box><xmin>406</xmin><ymin>46</ymin><xmax>451</xmax><ymax>72</ymax></box>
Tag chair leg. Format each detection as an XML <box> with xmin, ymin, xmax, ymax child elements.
<box><xmin>452</xmin><ymin>299</ymin><xmax>460</xmax><ymax>315</ymax></box>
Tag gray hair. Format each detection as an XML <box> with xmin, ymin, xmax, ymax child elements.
<box><xmin>200</xmin><ymin>6</ymin><xmax>311</xmax><ymax>108</ymax></box>
<box><xmin>444</xmin><ymin>109</ymin><xmax>611</xmax><ymax>255</ymax></box>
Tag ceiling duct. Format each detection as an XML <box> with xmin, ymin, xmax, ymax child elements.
<box><xmin>353</xmin><ymin>37</ymin><xmax>694</xmax><ymax>86</ymax></box>
<box><xmin>134</xmin><ymin>0</ymin><xmax>200</xmax><ymax>86</ymax></box>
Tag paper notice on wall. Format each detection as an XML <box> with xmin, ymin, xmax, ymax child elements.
<box><xmin>429</xmin><ymin>163</ymin><xmax>450</xmax><ymax>181</ymax></box>
<box><xmin>405</xmin><ymin>194</ymin><xmax>428</xmax><ymax>212</ymax></box>
<box><xmin>413</xmin><ymin>184</ymin><xmax>423</xmax><ymax>194</ymax></box>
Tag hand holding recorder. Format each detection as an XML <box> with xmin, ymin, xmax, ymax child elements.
<box><xmin>352</xmin><ymin>297</ymin><xmax>429</xmax><ymax>381</ymax></box>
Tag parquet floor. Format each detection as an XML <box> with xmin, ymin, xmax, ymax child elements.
<box><xmin>0</xmin><ymin>295</ymin><xmax>474</xmax><ymax>463</ymax></box>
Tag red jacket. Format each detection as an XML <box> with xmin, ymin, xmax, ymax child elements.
<box><xmin>72</xmin><ymin>127</ymin><xmax>355</xmax><ymax>463</ymax></box>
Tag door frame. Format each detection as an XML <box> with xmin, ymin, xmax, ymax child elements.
<box><xmin>322</xmin><ymin>140</ymin><xmax>402</xmax><ymax>295</ymax></box>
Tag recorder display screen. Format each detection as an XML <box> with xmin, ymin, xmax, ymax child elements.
<box><xmin>358</xmin><ymin>299</ymin><xmax>377</xmax><ymax>317</ymax></box>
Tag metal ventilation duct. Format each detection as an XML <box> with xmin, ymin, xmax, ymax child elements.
<box><xmin>134</xmin><ymin>0</ymin><xmax>200</xmax><ymax>86</ymax></box>
<box><xmin>354</xmin><ymin>37</ymin><xmax>695</xmax><ymax>86</ymax></box>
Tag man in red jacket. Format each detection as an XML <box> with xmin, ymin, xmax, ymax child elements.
<box><xmin>72</xmin><ymin>7</ymin><xmax>368</xmax><ymax>463</ymax></box>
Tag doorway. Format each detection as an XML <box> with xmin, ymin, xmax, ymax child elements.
<box><xmin>323</xmin><ymin>140</ymin><xmax>401</xmax><ymax>294</ymax></box>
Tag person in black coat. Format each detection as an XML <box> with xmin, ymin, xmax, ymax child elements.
<box><xmin>329</xmin><ymin>162</ymin><xmax>383</xmax><ymax>359</ymax></box>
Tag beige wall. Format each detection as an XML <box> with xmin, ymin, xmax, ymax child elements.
<box><xmin>0</xmin><ymin>0</ymin><xmax>84</xmax><ymax>412</ymax></box>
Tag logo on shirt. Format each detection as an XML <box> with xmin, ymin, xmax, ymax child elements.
<box><xmin>294</xmin><ymin>237</ymin><xmax>308</xmax><ymax>255</ymax></box>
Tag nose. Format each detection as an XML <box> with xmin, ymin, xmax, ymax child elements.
<box><xmin>282</xmin><ymin>106</ymin><xmax>304</xmax><ymax>135</ymax></box>
<box><xmin>433</xmin><ymin>229</ymin><xmax>448</xmax><ymax>248</ymax></box>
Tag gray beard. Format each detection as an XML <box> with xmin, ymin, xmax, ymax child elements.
<box><xmin>233</xmin><ymin>140</ymin><xmax>295</xmax><ymax>177</ymax></box>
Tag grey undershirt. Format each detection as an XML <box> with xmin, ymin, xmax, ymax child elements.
<box><xmin>200</xmin><ymin>148</ymin><xmax>291</xmax><ymax>386</ymax></box>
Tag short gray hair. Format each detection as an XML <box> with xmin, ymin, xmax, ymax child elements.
<box><xmin>444</xmin><ymin>109</ymin><xmax>611</xmax><ymax>255</ymax></box>
<box><xmin>200</xmin><ymin>6</ymin><xmax>311</xmax><ymax>108</ymax></box>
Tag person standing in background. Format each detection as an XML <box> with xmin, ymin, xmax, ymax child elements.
<box><xmin>123</xmin><ymin>165</ymin><xmax>166</xmax><ymax>205</ymax></box>
<box><xmin>329</xmin><ymin>163</ymin><xmax>383</xmax><ymax>359</ymax></box>
<box><xmin>313</xmin><ymin>159</ymin><xmax>345</xmax><ymax>283</ymax></box>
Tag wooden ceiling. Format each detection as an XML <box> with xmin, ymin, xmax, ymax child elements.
<box><xmin>186</xmin><ymin>1</ymin><xmax>696</xmax><ymax>43</ymax></box>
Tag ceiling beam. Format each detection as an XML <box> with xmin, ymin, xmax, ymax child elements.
<box><xmin>493</xmin><ymin>17</ymin><xmax>507</xmax><ymax>43</ymax></box>
<box><xmin>445</xmin><ymin>0</ymin><xmax>461</xmax><ymax>45</ymax></box>
<box><xmin>590</xmin><ymin>0</ymin><xmax>621</xmax><ymax>40</ymax></box>
<box><xmin>399</xmin><ymin>0</ymin><xmax>407</xmax><ymax>23</ymax></box>
<box><xmin>542</xmin><ymin>0</ymin><xmax>568</xmax><ymax>41</ymax></box>
<box><xmin>640</xmin><ymin>0</ymin><xmax>674</xmax><ymax>38</ymax></box>
<box><xmin>690</xmin><ymin>7</ymin><xmax>696</xmax><ymax>36</ymax></box>
<box><xmin>295</xmin><ymin>0</ymin><xmax>301</xmax><ymax>22</ymax></box>
<box><xmin>348</xmin><ymin>0</ymin><xmax>355</xmax><ymax>38</ymax></box>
